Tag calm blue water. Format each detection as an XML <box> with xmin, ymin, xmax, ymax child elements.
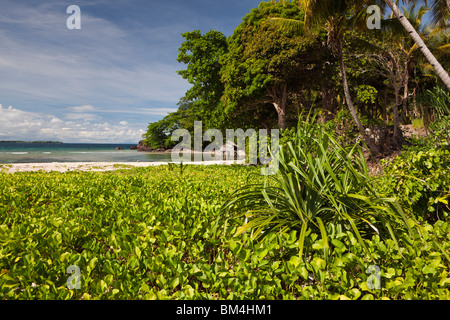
<box><xmin>0</xmin><ymin>143</ymin><xmax>174</xmax><ymax>164</ymax></box>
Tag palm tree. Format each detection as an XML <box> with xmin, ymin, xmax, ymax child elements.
<box><xmin>384</xmin><ymin>0</ymin><xmax>450</xmax><ymax>90</ymax></box>
<box><xmin>377</xmin><ymin>4</ymin><xmax>439</xmax><ymax>122</ymax></box>
<box><xmin>422</xmin><ymin>30</ymin><xmax>450</xmax><ymax>80</ymax></box>
<box><xmin>272</xmin><ymin>0</ymin><xmax>380</xmax><ymax>154</ymax></box>
<box><xmin>397</xmin><ymin>3</ymin><xmax>446</xmax><ymax>120</ymax></box>
<box><xmin>424</xmin><ymin>0</ymin><xmax>450</xmax><ymax>28</ymax></box>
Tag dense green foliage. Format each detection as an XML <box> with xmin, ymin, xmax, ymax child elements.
<box><xmin>143</xmin><ymin>0</ymin><xmax>449</xmax><ymax>155</ymax></box>
<box><xmin>143</xmin><ymin>30</ymin><xmax>230</xmax><ymax>149</ymax></box>
<box><xmin>2</xmin><ymin>0</ymin><xmax>449</xmax><ymax>302</ymax></box>
<box><xmin>0</xmin><ymin>162</ymin><xmax>448</xmax><ymax>300</ymax></box>
<box><xmin>0</xmin><ymin>166</ymin><xmax>259</xmax><ymax>299</ymax></box>
<box><xmin>221</xmin><ymin>1</ymin><xmax>330</xmax><ymax>130</ymax></box>
<box><xmin>176</xmin><ymin>30</ymin><xmax>229</xmax><ymax>130</ymax></box>
<box><xmin>144</xmin><ymin>98</ymin><xmax>199</xmax><ymax>149</ymax></box>
<box><xmin>378</xmin><ymin>148</ymin><xmax>450</xmax><ymax>223</ymax></box>
<box><xmin>425</xmin><ymin>86</ymin><xmax>450</xmax><ymax>145</ymax></box>
<box><xmin>143</xmin><ymin>1</ymin><xmax>335</xmax><ymax>147</ymax></box>
<box><xmin>222</xmin><ymin>115</ymin><xmax>416</xmax><ymax>263</ymax></box>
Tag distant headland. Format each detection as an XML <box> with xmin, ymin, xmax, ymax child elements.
<box><xmin>0</xmin><ymin>141</ymin><xmax>63</xmax><ymax>144</ymax></box>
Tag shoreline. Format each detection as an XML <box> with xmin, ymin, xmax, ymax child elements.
<box><xmin>0</xmin><ymin>160</ymin><xmax>247</xmax><ymax>174</ymax></box>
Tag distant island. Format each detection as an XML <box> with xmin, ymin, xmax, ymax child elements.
<box><xmin>0</xmin><ymin>141</ymin><xmax>63</xmax><ymax>144</ymax></box>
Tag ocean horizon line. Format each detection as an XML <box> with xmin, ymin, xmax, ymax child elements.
<box><xmin>0</xmin><ymin>141</ymin><xmax>137</xmax><ymax>145</ymax></box>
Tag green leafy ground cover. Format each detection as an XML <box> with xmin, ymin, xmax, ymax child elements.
<box><xmin>0</xmin><ymin>164</ymin><xmax>448</xmax><ymax>300</ymax></box>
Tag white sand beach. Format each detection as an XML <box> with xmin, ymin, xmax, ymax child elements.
<box><xmin>0</xmin><ymin>160</ymin><xmax>247</xmax><ymax>174</ymax></box>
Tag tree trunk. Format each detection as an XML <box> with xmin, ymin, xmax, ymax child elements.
<box><xmin>268</xmin><ymin>83</ymin><xmax>288</xmax><ymax>130</ymax></box>
<box><xmin>402</xmin><ymin>65</ymin><xmax>410</xmax><ymax>123</ymax></box>
<box><xmin>276</xmin><ymin>106</ymin><xmax>286</xmax><ymax>130</ymax></box>
<box><xmin>337</xmin><ymin>43</ymin><xmax>379</xmax><ymax>155</ymax></box>
<box><xmin>385</xmin><ymin>0</ymin><xmax>450</xmax><ymax>90</ymax></box>
<box><xmin>383</xmin><ymin>86</ymin><xmax>388</xmax><ymax>123</ymax></box>
<box><xmin>393</xmin><ymin>86</ymin><xmax>401</xmax><ymax>145</ymax></box>
<box><xmin>413</xmin><ymin>88</ymin><xmax>418</xmax><ymax>119</ymax></box>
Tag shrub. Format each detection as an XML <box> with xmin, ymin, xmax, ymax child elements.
<box><xmin>378</xmin><ymin>148</ymin><xmax>450</xmax><ymax>223</ymax></box>
<box><xmin>222</xmin><ymin>114</ymin><xmax>413</xmax><ymax>263</ymax></box>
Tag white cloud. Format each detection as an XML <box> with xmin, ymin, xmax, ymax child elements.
<box><xmin>66</xmin><ymin>105</ymin><xmax>96</xmax><ymax>113</ymax></box>
<box><xmin>64</xmin><ymin>113</ymin><xmax>101</xmax><ymax>121</ymax></box>
<box><xmin>0</xmin><ymin>104</ymin><xmax>144</xmax><ymax>143</ymax></box>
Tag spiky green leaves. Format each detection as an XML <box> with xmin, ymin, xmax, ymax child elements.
<box><xmin>222</xmin><ymin>114</ymin><xmax>415</xmax><ymax>262</ymax></box>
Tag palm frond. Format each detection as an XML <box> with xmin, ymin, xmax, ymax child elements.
<box><xmin>429</xmin><ymin>0</ymin><xmax>450</xmax><ymax>29</ymax></box>
<box><xmin>266</xmin><ymin>17</ymin><xmax>305</xmax><ymax>35</ymax></box>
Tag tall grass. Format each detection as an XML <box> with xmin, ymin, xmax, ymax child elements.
<box><xmin>426</xmin><ymin>86</ymin><xmax>450</xmax><ymax>117</ymax></box>
<box><xmin>423</xmin><ymin>86</ymin><xmax>450</xmax><ymax>146</ymax></box>
<box><xmin>221</xmin><ymin>114</ymin><xmax>413</xmax><ymax>262</ymax></box>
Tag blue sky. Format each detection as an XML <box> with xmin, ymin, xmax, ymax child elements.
<box><xmin>0</xmin><ymin>0</ymin><xmax>435</xmax><ymax>143</ymax></box>
<box><xmin>0</xmin><ymin>0</ymin><xmax>262</xmax><ymax>143</ymax></box>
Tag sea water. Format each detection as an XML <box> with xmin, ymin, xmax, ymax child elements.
<box><xmin>0</xmin><ymin>142</ymin><xmax>174</xmax><ymax>164</ymax></box>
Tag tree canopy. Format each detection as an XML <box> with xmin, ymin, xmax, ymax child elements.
<box><xmin>143</xmin><ymin>0</ymin><xmax>450</xmax><ymax>155</ymax></box>
<box><xmin>221</xmin><ymin>0</ymin><xmax>332</xmax><ymax>129</ymax></box>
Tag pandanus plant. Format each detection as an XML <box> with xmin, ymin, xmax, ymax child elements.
<box><xmin>221</xmin><ymin>113</ymin><xmax>413</xmax><ymax>262</ymax></box>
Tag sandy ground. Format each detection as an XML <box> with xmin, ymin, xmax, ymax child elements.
<box><xmin>0</xmin><ymin>160</ymin><xmax>247</xmax><ymax>174</ymax></box>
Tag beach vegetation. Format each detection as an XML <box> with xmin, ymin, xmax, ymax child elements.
<box><xmin>1</xmin><ymin>0</ymin><xmax>449</xmax><ymax>301</ymax></box>
<box><xmin>221</xmin><ymin>114</ymin><xmax>415</xmax><ymax>263</ymax></box>
<box><xmin>143</xmin><ymin>1</ymin><xmax>449</xmax><ymax>157</ymax></box>
<box><xmin>0</xmin><ymin>162</ymin><xmax>448</xmax><ymax>300</ymax></box>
